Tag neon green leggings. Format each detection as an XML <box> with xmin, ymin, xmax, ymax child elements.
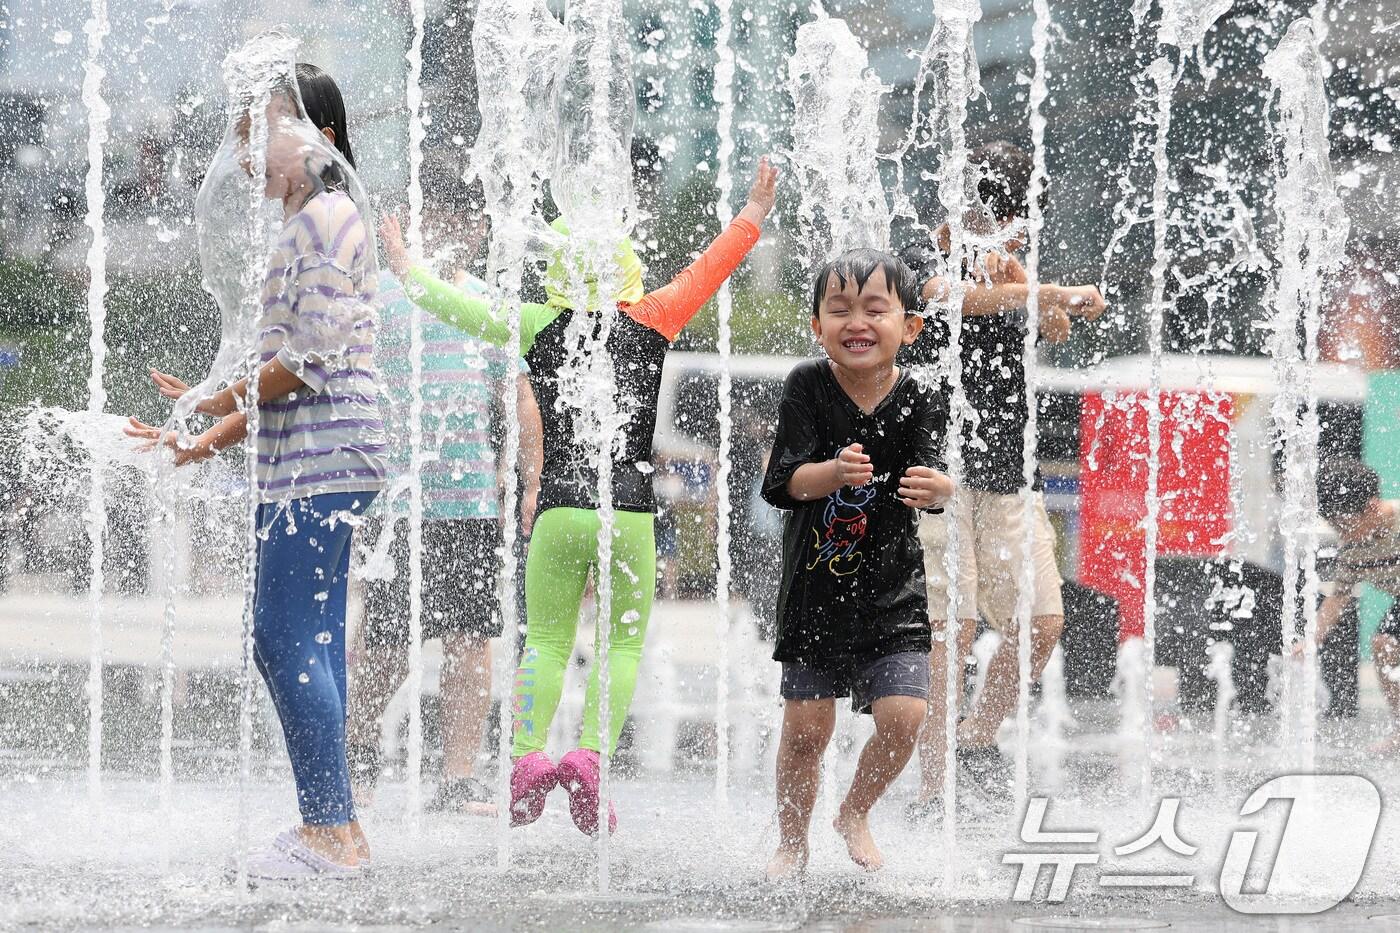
<box><xmin>512</xmin><ymin>507</ymin><xmax>656</xmax><ymax>757</ymax></box>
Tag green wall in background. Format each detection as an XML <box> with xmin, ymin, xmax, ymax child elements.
<box><xmin>1359</xmin><ymin>371</ymin><xmax>1400</xmax><ymax>658</ymax></box>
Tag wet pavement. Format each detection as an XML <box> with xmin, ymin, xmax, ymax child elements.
<box><xmin>3</xmin><ymin>747</ymin><xmax>1398</xmax><ymax>931</ymax></box>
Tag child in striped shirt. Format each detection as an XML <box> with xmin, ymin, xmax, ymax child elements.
<box><xmin>126</xmin><ymin>63</ymin><xmax>384</xmax><ymax>877</ymax></box>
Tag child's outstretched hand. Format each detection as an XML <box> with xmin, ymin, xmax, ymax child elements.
<box><xmin>379</xmin><ymin>213</ymin><xmax>411</xmax><ymax>278</ymax></box>
<box><xmin>124</xmin><ymin>416</ymin><xmax>214</xmax><ymax>467</ymax></box>
<box><xmin>150</xmin><ymin>369</ymin><xmax>191</xmax><ymax>403</ymax></box>
<box><xmin>148</xmin><ymin>368</ymin><xmax>230</xmax><ymax>416</ymax></box>
<box><xmin>739</xmin><ymin>157</ymin><xmax>780</xmax><ymax>226</ymax></box>
<box><xmin>835</xmin><ymin>443</ymin><xmax>874</xmax><ymax>487</ymax></box>
<box><xmin>899</xmin><ymin>465</ymin><xmax>953</xmax><ymax>509</ymax></box>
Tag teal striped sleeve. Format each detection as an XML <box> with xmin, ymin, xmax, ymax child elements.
<box><xmin>404</xmin><ymin>266</ymin><xmax>555</xmax><ymax>356</ymax></box>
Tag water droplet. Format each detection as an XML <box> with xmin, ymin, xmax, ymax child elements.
<box><xmin>315</xmin><ymin>631</ymin><xmax>333</xmax><ymax>645</ymax></box>
<box><xmin>52</xmin><ymin>30</ymin><xmax>73</xmax><ymax>45</ymax></box>
<box><xmin>297</xmin><ymin>673</ymin><xmax>310</xmax><ymax>684</ymax></box>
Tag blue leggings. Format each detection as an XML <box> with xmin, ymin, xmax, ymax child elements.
<box><xmin>253</xmin><ymin>491</ymin><xmax>373</xmax><ymax>826</ymax></box>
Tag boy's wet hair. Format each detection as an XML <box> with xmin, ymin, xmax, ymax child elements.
<box><xmin>811</xmin><ymin>248</ymin><xmax>920</xmax><ymax>318</ymax></box>
<box><xmin>972</xmin><ymin>140</ymin><xmax>1032</xmax><ymax>222</ymax></box>
<box><xmin>1317</xmin><ymin>458</ymin><xmax>1380</xmax><ymax>521</ymax></box>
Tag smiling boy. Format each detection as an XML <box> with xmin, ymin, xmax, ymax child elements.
<box><xmin>761</xmin><ymin>249</ymin><xmax>953</xmax><ymax>878</ymax></box>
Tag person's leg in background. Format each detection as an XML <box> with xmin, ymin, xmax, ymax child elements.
<box><xmin>956</xmin><ymin>492</ymin><xmax>1064</xmax><ymax>798</ymax></box>
<box><xmin>554</xmin><ymin>510</ymin><xmax>656</xmax><ymax>835</ymax></box>
<box><xmin>509</xmin><ymin>507</ymin><xmax>592</xmax><ymax>826</ymax></box>
<box><xmin>438</xmin><ymin>633</ymin><xmax>493</xmax><ymax>788</ymax></box>
<box><xmin>431</xmin><ymin>518</ymin><xmax>503</xmax><ymax>813</ymax></box>
<box><xmin>920</xmin><ymin>616</ymin><xmax>977</xmax><ymax>802</ymax></box>
<box><xmin>914</xmin><ymin>493</ymin><xmax>979</xmax><ymax>808</ymax></box>
<box><xmin>252</xmin><ymin>491</ymin><xmax>373</xmax><ymax>867</ymax></box>
<box><xmin>573</xmin><ymin>509</ymin><xmax>657</xmax><ymax>757</ymax></box>
<box><xmin>345</xmin><ymin>517</ymin><xmax>410</xmax><ymax>806</ymax></box>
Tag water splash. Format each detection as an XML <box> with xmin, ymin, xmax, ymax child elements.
<box><xmin>787</xmin><ymin>17</ymin><xmax>889</xmax><ymax>268</ymax></box>
<box><xmin>1204</xmin><ymin>640</ymin><xmax>1235</xmax><ymax>791</ymax></box>
<box><xmin>1034</xmin><ymin>647</ymin><xmax>1074</xmax><ymax>792</ymax></box>
<box><xmin>1013</xmin><ymin>0</ymin><xmax>1052</xmax><ymax>813</ymax></box>
<box><xmin>1140</xmin><ymin>52</ymin><xmax>1172</xmax><ymax>801</ymax></box>
<box><xmin>404</xmin><ymin>0</ymin><xmax>427</xmax><ymax>830</ymax></box>
<box><xmin>469</xmin><ymin>0</ymin><xmax>563</xmax><ymax>868</ymax></box>
<box><xmin>551</xmin><ymin>0</ymin><xmax>636</xmax><ymax>891</ymax></box>
<box><xmin>19</xmin><ymin>408</ymin><xmax>241</xmax><ymax>500</ymax></box>
<box><xmin>1263</xmin><ymin>17</ymin><xmax>1348</xmax><ymax>770</ymax></box>
<box><xmin>711</xmin><ymin>0</ymin><xmax>736</xmax><ymax>821</ymax></box>
<box><xmin>928</xmin><ymin>0</ymin><xmax>982</xmax><ymax>892</ymax></box>
<box><xmin>1101</xmin><ymin>0</ymin><xmax>1229</xmax><ymax>326</ymax></box>
<box><xmin>1140</xmin><ymin>0</ymin><xmax>1236</xmax><ymax>798</ymax></box>
<box><xmin>1112</xmin><ymin>637</ymin><xmax>1149</xmax><ymax>788</ymax></box>
<box><xmin>80</xmin><ymin>0</ymin><xmax>111</xmax><ymax>805</ymax></box>
<box><xmin>231</xmin><ymin>55</ymin><xmax>270</xmax><ymax>894</ymax></box>
<box><xmin>551</xmin><ymin>0</ymin><xmax>636</xmax><ymax>237</ymax></box>
<box><xmin>1158</xmin><ymin>0</ymin><xmax>1232</xmax><ymax>81</ymax></box>
<box><xmin>186</xmin><ymin>34</ymin><xmax>290</xmax><ymax>425</ymax></box>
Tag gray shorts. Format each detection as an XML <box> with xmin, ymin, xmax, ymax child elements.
<box><xmin>362</xmin><ymin>517</ymin><xmax>503</xmax><ymax>646</ymax></box>
<box><xmin>780</xmin><ymin>651</ymin><xmax>930</xmax><ymax>715</ymax></box>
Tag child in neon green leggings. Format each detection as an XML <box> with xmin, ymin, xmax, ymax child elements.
<box><xmin>379</xmin><ymin>159</ymin><xmax>778</xmax><ymax>835</ymax></box>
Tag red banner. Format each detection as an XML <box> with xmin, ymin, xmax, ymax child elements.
<box><xmin>1078</xmin><ymin>391</ymin><xmax>1233</xmax><ymax>639</ymax></box>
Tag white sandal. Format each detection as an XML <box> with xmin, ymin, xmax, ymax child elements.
<box><xmin>240</xmin><ymin>829</ymin><xmax>361</xmax><ymax>881</ymax></box>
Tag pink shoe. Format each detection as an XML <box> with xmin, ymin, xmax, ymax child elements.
<box><xmin>556</xmin><ymin>748</ymin><xmax>617</xmax><ymax>837</ymax></box>
<box><xmin>509</xmin><ymin>752</ymin><xmax>558</xmax><ymax>828</ymax></box>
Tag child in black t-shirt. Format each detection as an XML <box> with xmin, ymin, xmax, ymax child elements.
<box><xmin>761</xmin><ymin>249</ymin><xmax>952</xmax><ymax>878</ymax></box>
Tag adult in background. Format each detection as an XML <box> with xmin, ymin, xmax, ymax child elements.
<box><xmin>899</xmin><ymin>141</ymin><xmax>1105</xmax><ymax>814</ymax></box>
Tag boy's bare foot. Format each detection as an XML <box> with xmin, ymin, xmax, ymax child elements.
<box><xmin>765</xmin><ymin>843</ymin><xmax>809</xmax><ymax>881</ymax></box>
<box><xmin>833</xmin><ymin>807</ymin><xmax>884</xmax><ymax>872</ymax></box>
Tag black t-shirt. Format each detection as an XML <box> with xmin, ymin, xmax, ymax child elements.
<box><xmin>761</xmin><ymin>359</ymin><xmax>947</xmax><ymax>666</ymax></box>
<box><xmin>898</xmin><ymin>307</ymin><xmax>1040</xmax><ymax>494</ymax></box>
<box><xmin>526</xmin><ymin>310</ymin><xmax>668</xmax><ymax>514</ymax></box>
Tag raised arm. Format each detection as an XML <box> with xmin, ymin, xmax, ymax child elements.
<box><xmin>627</xmin><ymin>158</ymin><xmax>779</xmax><ymax>341</ymax></box>
<box><xmin>381</xmin><ymin>214</ymin><xmax>552</xmax><ymax>354</ymax></box>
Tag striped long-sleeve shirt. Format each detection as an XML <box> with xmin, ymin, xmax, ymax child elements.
<box><xmin>254</xmin><ymin>189</ymin><xmax>387</xmax><ymax>503</ymax></box>
<box><xmin>375</xmin><ymin>269</ymin><xmax>509</xmax><ymax>520</ymax></box>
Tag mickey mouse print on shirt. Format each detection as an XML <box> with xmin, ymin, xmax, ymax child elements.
<box><xmin>807</xmin><ymin>481</ymin><xmax>876</xmax><ymax>575</ymax></box>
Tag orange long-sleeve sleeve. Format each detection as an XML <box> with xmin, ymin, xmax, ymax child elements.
<box><xmin>622</xmin><ymin>217</ymin><xmax>761</xmax><ymax>341</ymax></box>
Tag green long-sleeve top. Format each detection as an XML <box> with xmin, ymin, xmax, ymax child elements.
<box><xmin>404</xmin><ymin>268</ymin><xmax>556</xmax><ymax>355</ymax></box>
